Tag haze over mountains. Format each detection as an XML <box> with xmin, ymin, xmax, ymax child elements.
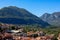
<box><xmin>0</xmin><ymin>6</ymin><xmax>50</xmax><ymax>27</ymax></box>
<box><xmin>40</xmin><ymin>12</ymin><xmax>60</xmax><ymax>26</ymax></box>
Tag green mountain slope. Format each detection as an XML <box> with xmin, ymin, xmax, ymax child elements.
<box><xmin>0</xmin><ymin>6</ymin><xmax>50</xmax><ymax>27</ymax></box>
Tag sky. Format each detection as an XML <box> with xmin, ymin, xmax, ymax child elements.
<box><xmin>0</xmin><ymin>0</ymin><xmax>60</xmax><ymax>17</ymax></box>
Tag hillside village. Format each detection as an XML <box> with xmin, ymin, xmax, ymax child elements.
<box><xmin>0</xmin><ymin>23</ymin><xmax>60</xmax><ymax>40</ymax></box>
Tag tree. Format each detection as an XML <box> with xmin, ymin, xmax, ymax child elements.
<box><xmin>9</xmin><ymin>26</ymin><xmax>16</xmax><ymax>30</ymax></box>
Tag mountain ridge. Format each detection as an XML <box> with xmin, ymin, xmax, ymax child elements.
<box><xmin>0</xmin><ymin>6</ymin><xmax>50</xmax><ymax>27</ymax></box>
<box><xmin>40</xmin><ymin>12</ymin><xmax>60</xmax><ymax>26</ymax></box>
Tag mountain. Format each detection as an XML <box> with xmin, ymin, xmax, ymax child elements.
<box><xmin>40</xmin><ymin>12</ymin><xmax>60</xmax><ymax>26</ymax></box>
<box><xmin>0</xmin><ymin>6</ymin><xmax>50</xmax><ymax>27</ymax></box>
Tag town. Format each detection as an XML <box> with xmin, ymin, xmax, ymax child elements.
<box><xmin>0</xmin><ymin>23</ymin><xmax>60</xmax><ymax>40</ymax></box>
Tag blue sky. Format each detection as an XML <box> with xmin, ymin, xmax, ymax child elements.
<box><xmin>0</xmin><ymin>0</ymin><xmax>60</xmax><ymax>17</ymax></box>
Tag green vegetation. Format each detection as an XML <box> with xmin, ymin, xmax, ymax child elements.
<box><xmin>22</xmin><ymin>25</ymin><xmax>60</xmax><ymax>37</ymax></box>
<box><xmin>9</xmin><ymin>26</ymin><xmax>16</xmax><ymax>30</ymax></box>
<box><xmin>23</xmin><ymin>25</ymin><xmax>41</xmax><ymax>33</ymax></box>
